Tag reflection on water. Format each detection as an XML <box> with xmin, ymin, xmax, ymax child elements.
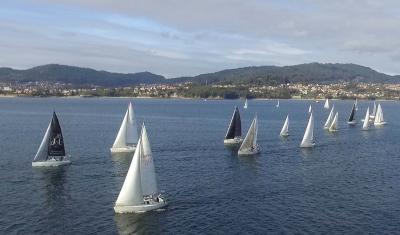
<box><xmin>114</xmin><ymin>212</ymin><xmax>163</xmax><ymax>235</ymax></box>
<box><xmin>300</xmin><ymin>147</ymin><xmax>314</xmax><ymax>158</ymax></box>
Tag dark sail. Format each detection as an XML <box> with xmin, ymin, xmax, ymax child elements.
<box><xmin>225</xmin><ymin>107</ymin><xmax>242</xmax><ymax>139</ymax></box>
<box><xmin>47</xmin><ymin>112</ymin><xmax>65</xmax><ymax>158</ymax></box>
<box><xmin>348</xmin><ymin>104</ymin><xmax>356</xmax><ymax>122</ymax></box>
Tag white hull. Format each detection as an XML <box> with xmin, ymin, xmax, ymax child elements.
<box><xmin>347</xmin><ymin>121</ymin><xmax>357</xmax><ymax>125</ymax></box>
<box><xmin>32</xmin><ymin>158</ymin><xmax>71</xmax><ymax>167</ymax></box>
<box><xmin>374</xmin><ymin>122</ymin><xmax>387</xmax><ymax>126</ymax></box>
<box><xmin>280</xmin><ymin>133</ymin><xmax>289</xmax><ymax>137</ymax></box>
<box><xmin>110</xmin><ymin>146</ymin><xmax>136</xmax><ymax>153</ymax></box>
<box><xmin>238</xmin><ymin>145</ymin><xmax>261</xmax><ymax>156</ymax></box>
<box><xmin>224</xmin><ymin>138</ymin><xmax>243</xmax><ymax>145</ymax></box>
<box><xmin>300</xmin><ymin>143</ymin><xmax>315</xmax><ymax>148</ymax></box>
<box><xmin>114</xmin><ymin>199</ymin><xmax>167</xmax><ymax>214</ymax></box>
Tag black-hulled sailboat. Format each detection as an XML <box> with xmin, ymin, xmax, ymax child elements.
<box><xmin>224</xmin><ymin>107</ymin><xmax>243</xmax><ymax>146</ymax></box>
<box><xmin>347</xmin><ymin>103</ymin><xmax>357</xmax><ymax>125</ymax></box>
<box><xmin>32</xmin><ymin>112</ymin><xmax>70</xmax><ymax>167</ymax></box>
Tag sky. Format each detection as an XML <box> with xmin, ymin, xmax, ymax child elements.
<box><xmin>1</xmin><ymin>0</ymin><xmax>400</xmax><ymax>77</ymax></box>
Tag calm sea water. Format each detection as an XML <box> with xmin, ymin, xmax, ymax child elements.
<box><xmin>0</xmin><ymin>97</ymin><xmax>400</xmax><ymax>234</ymax></box>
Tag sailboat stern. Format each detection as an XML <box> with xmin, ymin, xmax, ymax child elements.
<box><xmin>114</xmin><ymin>197</ymin><xmax>168</xmax><ymax>214</ymax></box>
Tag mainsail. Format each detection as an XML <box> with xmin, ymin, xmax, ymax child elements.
<box><xmin>280</xmin><ymin>115</ymin><xmax>289</xmax><ymax>136</ymax></box>
<box><xmin>324</xmin><ymin>99</ymin><xmax>330</xmax><ymax>109</ymax></box>
<box><xmin>370</xmin><ymin>101</ymin><xmax>377</xmax><ymax>118</ymax></box>
<box><xmin>362</xmin><ymin>107</ymin><xmax>370</xmax><ymax>130</ymax></box>
<box><xmin>225</xmin><ymin>107</ymin><xmax>242</xmax><ymax>140</ymax></box>
<box><xmin>348</xmin><ymin>103</ymin><xmax>356</xmax><ymax>122</ymax></box>
<box><xmin>238</xmin><ymin>117</ymin><xmax>258</xmax><ymax>152</ymax></box>
<box><xmin>244</xmin><ymin>99</ymin><xmax>248</xmax><ymax>109</ymax></box>
<box><xmin>300</xmin><ymin>112</ymin><xmax>314</xmax><ymax>148</ymax></box>
<box><xmin>140</xmin><ymin>123</ymin><xmax>159</xmax><ymax>196</ymax></box>
<box><xmin>112</xmin><ymin>103</ymin><xmax>139</xmax><ymax>148</ymax></box>
<box><xmin>308</xmin><ymin>105</ymin><xmax>312</xmax><ymax>114</ymax></box>
<box><xmin>324</xmin><ymin>106</ymin><xmax>335</xmax><ymax>129</ymax></box>
<box><xmin>276</xmin><ymin>100</ymin><xmax>280</xmax><ymax>108</ymax></box>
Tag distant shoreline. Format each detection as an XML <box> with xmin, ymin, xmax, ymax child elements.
<box><xmin>0</xmin><ymin>95</ymin><xmax>397</xmax><ymax>101</ymax></box>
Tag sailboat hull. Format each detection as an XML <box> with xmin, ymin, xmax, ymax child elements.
<box><xmin>224</xmin><ymin>138</ymin><xmax>243</xmax><ymax>146</ymax></box>
<box><xmin>347</xmin><ymin>121</ymin><xmax>357</xmax><ymax>125</ymax></box>
<box><xmin>374</xmin><ymin>122</ymin><xmax>387</xmax><ymax>126</ymax></box>
<box><xmin>32</xmin><ymin>158</ymin><xmax>71</xmax><ymax>167</ymax></box>
<box><xmin>110</xmin><ymin>146</ymin><xmax>136</xmax><ymax>153</ymax></box>
<box><xmin>114</xmin><ymin>199</ymin><xmax>167</xmax><ymax>213</ymax></box>
<box><xmin>300</xmin><ymin>143</ymin><xmax>315</xmax><ymax>148</ymax></box>
<box><xmin>238</xmin><ymin>145</ymin><xmax>261</xmax><ymax>156</ymax></box>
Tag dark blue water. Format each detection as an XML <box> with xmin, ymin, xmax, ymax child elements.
<box><xmin>1</xmin><ymin>97</ymin><xmax>400</xmax><ymax>234</ymax></box>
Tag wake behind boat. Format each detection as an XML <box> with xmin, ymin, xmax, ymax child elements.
<box><xmin>114</xmin><ymin>123</ymin><xmax>167</xmax><ymax>213</ymax></box>
<box><xmin>111</xmin><ymin>102</ymin><xmax>139</xmax><ymax>153</ymax></box>
<box><xmin>32</xmin><ymin>112</ymin><xmax>70</xmax><ymax>167</ymax></box>
<box><xmin>224</xmin><ymin>107</ymin><xmax>243</xmax><ymax>146</ymax></box>
<box><xmin>238</xmin><ymin>116</ymin><xmax>260</xmax><ymax>156</ymax></box>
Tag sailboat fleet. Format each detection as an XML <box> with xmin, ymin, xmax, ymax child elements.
<box><xmin>31</xmin><ymin>98</ymin><xmax>388</xmax><ymax>214</ymax></box>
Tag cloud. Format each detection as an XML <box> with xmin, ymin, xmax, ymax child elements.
<box><xmin>1</xmin><ymin>0</ymin><xmax>400</xmax><ymax>77</ymax></box>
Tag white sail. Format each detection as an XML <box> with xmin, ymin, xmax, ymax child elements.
<box><xmin>370</xmin><ymin>101</ymin><xmax>377</xmax><ymax>118</ymax></box>
<box><xmin>139</xmin><ymin>123</ymin><xmax>159</xmax><ymax>196</ymax></box>
<box><xmin>374</xmin><ymin>103</ymin><xmax>385</xmax><ymax>125</ymax></box>
<box><xmin>238</xmin><ymin>117</ymin><xmax>258</xmax><ymax>152</ymax></box>
<box><xmin>112</xmin><ymin>103</ymin><xmax>139</xmax><ymax>148</ymax></box>
<box><xmin>329</xmin><ymin>112</ymin><xmax>338</xmax><ymax>132</ymax></box>
<box><xmin>33</xmin><ymin>121</ymin><xmax>51</xmax><ymax>162</ymax></box>
<box><xmin>244</xmin><ymin>99</ymin><xmax>248</xmax><ymax>109</ymax></box>
<box><xmin>126</xmin><ymin>103</ymin><xmax>139</xmax><ymax>144</ymax></box>
<box><xmin>362</xmin><ymin>107</ymin><xmax>370</xmax><ymax>130</ymax></box>
<box><xmin>280</xmin><ymin>115</ymin><xmax>289</xmax><ymax>136</ymax></box>
<box><xmin>300</xmin><ymin>112</ymin><xmax>314</xmax><ymax>148</ymax></box>
<box><xmin>355</xmin><ymin>99</ymin><xmax>358</xmax><ymax>111</ymax></box>
<box><xmin>324</xmin><ymin>106</ymin><xmax>335</xmax><ymax>129</ymax></box>
<box><xmin>308</xmin><ymin>105</ymin><xmax>312</xmax><ymax>114</ymax></box>
<box><xmin>115</xmin><ymin>136</ymin><xmax>144</xmax><ymax>207</ymax></box>
<box><xmin>324</xmin><ymin>99</ymin><xmax>330</xmax><ymax>109</ymax></box>
<box><xmin>276</xmin><ymin>100</ymin><xmax>280</xmax><ymax>108</ymax></box>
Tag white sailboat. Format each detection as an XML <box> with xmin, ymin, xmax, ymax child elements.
<box><xmin>374</xmin><ymin>103</ymin><xmax>387</xmax><ymax>126</ymax></box>
<box><xmin>280</xmin><ymin>115</ymin><xmax>289</xmax><ymax>137</ymax></box>
<box><xmin>324</xmin><ymin>99</ymin><xmax>330</xmax><ymax>109</ymax></box>
<box><xmin>362</xmin><ymin>107</ymin><xmax>370</xmax><ymax>130</ymax></box>
<box><xmin>32</xmin><ymin>112</ymin><xmax>71</xmax><ymax>167</ymax></box>
<box><xmin>114</xmin><ymin>123</ymin><xmax>167</xmax><ymax>213</ymax></box>
<box><xmin>329</xmin><ymin>112</ymin><xmax>338</xmax><ymax>132</ymax></box>
<box><xmin>308</xmin><ymin>105</ymin><xmax>312</xmax><ymax>114</ymax></box>
<box><xmin>224</xmin><ymin>107</ymin><xmax>243</xmax><ymax>145</ymax></box>
<box><xmin>243</xmin><ymin>99</ymin><xmax>248</xmax><ymax>109</ymax></box>
<box><xmin>238</xmin><ymin>116</ymin><xmax>260</xmax><ymax>156</ymax></box>
<box><xmin>300</xmin><ymin>112</ymin><xmax>315</xmax><ymax>148</ymax></box>
<box><xmin>348</xmin><ymin>103</ymin><xmax>357</xmax><ymax>125</ymax></box>
<box><xmin>324</xmin><ymin>105</ymin><xmax>335</xmax><ymax>129</ymax></box>
<box><xmin>111</xmin><ymin>102</ymin><xmax>139</xmax><ymax>153</ymax></box>
<box><xmin>355</xmin><ymin>99</ymin><xmax>358</xmax><ymax>111</ymax></box>
<box><xmin>276</xmin><ymin>100</ymin><xmax>280</xmax><ymax>108</ymax></box>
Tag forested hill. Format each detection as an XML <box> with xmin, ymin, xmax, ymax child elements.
<box><xmin>0</xmin><ymin>63</ymin><xmax>399</xmax><ymax>86</ymax></box>
<box><xmin>0</xmin><ymin>64</ymin><xmax>166</xmax><ymax>86</ymax></box>
<box><xmin>171</xmin><ymin>63</ymin><xmax>399</xmax><ymax>84</ymax></box>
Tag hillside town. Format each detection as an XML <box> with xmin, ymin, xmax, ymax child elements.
<box><xmin>0</xmin><ymin>81</ymin><xmax>400</xmax><ymax>100</ymax></box>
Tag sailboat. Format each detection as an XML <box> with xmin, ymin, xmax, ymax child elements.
<box><xmin>369</xmin><ymin>101</ymin><xmax>377</xmax><ymax>120</ymax></box>
<box><xmin>114</xmin><ymin>123</ymin><xmax>167</xmax><ymax>213</ymax></box>
<box><xmin>224</xmin><ymin>107</ymin><xmax>243</xmax><ymax>145</ymax></box>
<box><xmin>32</xmin><ymin>112</ymin><xmax>71</xmax><ymax>167</ymax></box>
<box><xmin>324</xmin><ymin>105</ymin><xmax>335</xmax><ymax>129</ymax></box>
<box><xmin>111</xmin><ymin>102</ymin><xmax>139</xmax><ymax>153</ymax></box>
<box><xmin>347</xmin><ymin>103</ymin><xmax>357</xmax><ymax>125</ymax></box>
<box><xmin>362</xmin><ymin>107</ymin><xmax>370</xmax><ymax>130</ymax></box>
<box><xmin>329</xmin><ymin>112</ymin><xmax>339</xmax><ymax>132</ymax></box>
<box><xmin>276</xmin><ymin>100</ymin><xmax>280</xmax><ymax>108</ymax></box>
<box><xmin>238</xmin><ymin>116</ymin><xmax>260</xmax><ymax>156</ymax></box>
<box><xmin>280</xmin><ymin>115</ymin><xmax>289</xmax><ymax>137</ymax></box>
<box><xmin>324</xmin><ymin>99</ymin><xmax>330</xmax><ymax>109</ymax></box>
<box><xmin>300</xmin><ymin>112</ymin><xmax>315</xmax><ymax>148</ymax></box>
<box><xmin>308</xmin><ymin>105</ymin><xmax>312</xmax><ymax>114</ymax></box>
<box><xmin>374</xmin><ymin>103</ymin><xmax>387</xmax><ymax>126</ymax></box>
<box><xmin>243</xmin><ymin>99</ymin><xmax>248</xmax><ymax>109</ymax></box>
